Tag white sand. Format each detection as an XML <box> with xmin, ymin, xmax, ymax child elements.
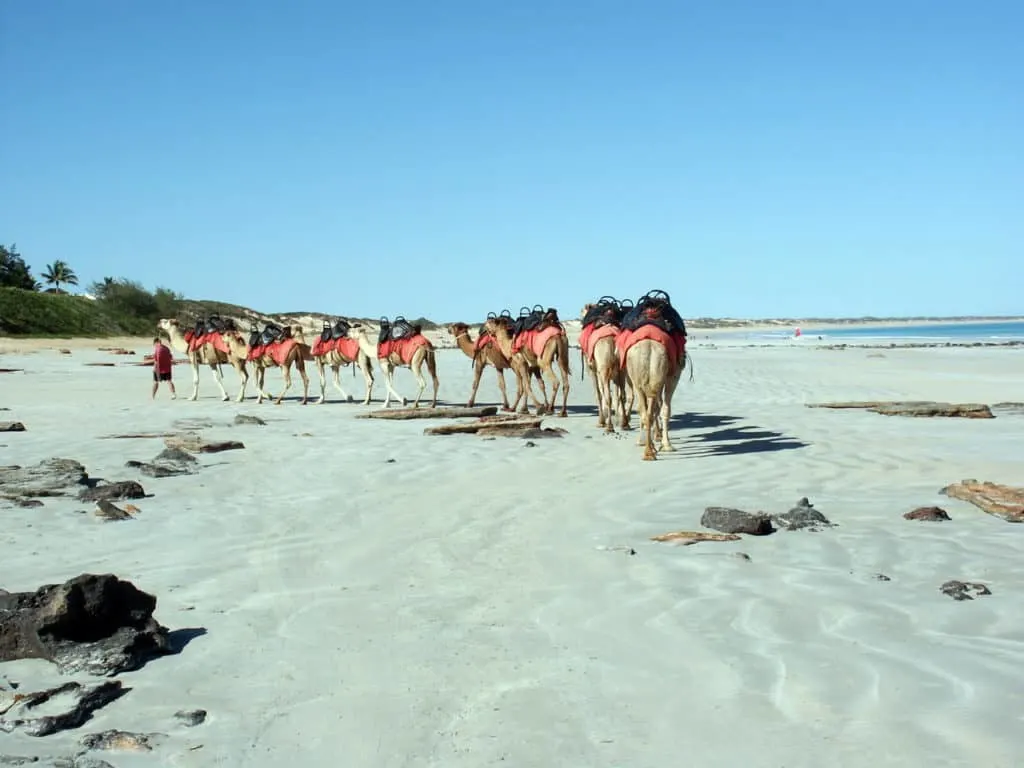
<box><xmin>2</xmin><ymin>340</ymin><xmax>1023</xmax><ymax>766</ymax></box>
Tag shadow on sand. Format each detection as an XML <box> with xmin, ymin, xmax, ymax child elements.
<box><xmin>661</xmin><ymin>411</ymin><xmax>808</xmax><ymax>459</ymax></box>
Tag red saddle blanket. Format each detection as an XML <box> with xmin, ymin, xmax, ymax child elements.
<box><xmin>579</xmin><ymin>323</ymin><xmax>619</xmax><ymax>362</ymax></box>
<box><xmin>474</xmin><ymin>333</ymin><xmax>494</xmax><ymax>352</ymax></box>
<box><xmin>312</xmin><ymin>336</ymin><xmax>359</xmax><ymax>360</ymax></box>
<box><xmin>617</xmin><ymin>325</ymin><xmax>687</xmax><ymax>372</ymax></box>
<box><xmin>512</xmin><ymin>325</ymin><xmax>562</xmax><ymax>358</ymax></box>
<box><xmin>184</xmin><ymin>330</ymin><xmax>230</xmax><ymax>355</ymax></box>
<box><xmin>378</xmin><ymin>334</ymin><xmax>429</xmax><ymax>364</ymax></box>
<box><xmin>248</xmin><ymin>338</ymin><xmax>297</xmax><ymax>365</ymax></box>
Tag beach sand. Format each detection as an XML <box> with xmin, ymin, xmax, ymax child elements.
<box><xmin>2</xmin><ymin>340</ymin><xmax>1023</xmax><ymax>766</ymax></box>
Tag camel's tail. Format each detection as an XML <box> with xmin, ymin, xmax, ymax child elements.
<box><xmin>580</xmin><ymin>348</ymin><xmax>586</xmax><ymax>381</ymax></box>
<box><xmin>684</xmin><ymin>351</ymin><xmax>695</xmax><ymax>383</ymax></box>
<box><xmin>556</xmin><ymin>332</ymin><xmax>571</xmax><ymax>377</ymax></box>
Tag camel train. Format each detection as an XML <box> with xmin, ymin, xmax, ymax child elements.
<box><xmin>157</xmin><ymin>289</ymin><xmax>689</xmax><ymax>460</ymax></box>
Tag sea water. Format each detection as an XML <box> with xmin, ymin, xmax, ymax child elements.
<box><xmin>717</xmin><ymin>320</ymin><xmax>1024</xmax><ymax>345</ymax></box>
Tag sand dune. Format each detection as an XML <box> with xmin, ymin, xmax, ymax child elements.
<box><xmin>2</xmin><ymin>340</ymin><xmax>1023</xmax><ymax>766</ymax></box>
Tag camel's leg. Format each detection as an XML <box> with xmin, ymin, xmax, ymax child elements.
<box><xmin>188</xmin><ymin>356</ymin><xmax>200</xmax><ymax>401</ymax></box>
<box><xmin>234</xmin><ymin>360</ymin><xmax>249</xmax><ymax>402</ymax></box>
<box><xmin>410</xmin><ymin>353</ymin><xmax>427</xmax><ymax>409</ymax></box>
<box><xmin>359</xmin><ymin>355</ymin><xmax>374</xmax><ymax>405</ymax></box>
<box><xmin>557</xmin><ymin>349</ymin><xmax>570</xmax><ymax>418</ymax></box>
<box><xmin>617</xmin><ymin>370</ymin><xmax>631</xmax><ymax>430</ymax></box>
<box><xmin>381</xmin><ymin>361</ymin><xmax>402</xmax><ymax>408</ymax></box>
<box><xmin>588</xmin><ymin>360</ymin><xmax>605</xmax><ymax>427</ymax></box>
<box><xmin>495</xmin><ymin>368</ymin><xmax>511</xmax><ymax>411</ymax></box>
<box><xmin>599</xmin><ymin>369</ymin><xmax>615</xmax><ymax>434</ymax></box>
<box><xmin>255</xmin><ymin>367</ymin><xmax>266</xmax><ymax>404</ymax></box>
<box><xmin>658</xmin><ymin>367</ymin><xmax>682</xmax><ymax>453</ymax></box>
<box><xmin>427</xmin><ymin>349</ymin><xmax>439</xmax><ymax>408</ymax></box>
<box><xmin>296</xmin><ymin>358</ymin><xmax>310</xmax><ymax>405</ymax></box>
<box><xmin>645</xmin><ymin>390</ymin><xmax>661</xmax><ymax>460</ymax></box>
<box><xmin>540</xmin><ymin>362</ymin><xmax>559</xmax><ymax>416</ymax></box>
<box><xmin>332</xmin><ymin>362</ymin><xmax>353</xmax><ymax>402</ymax></box>
<box><xmin>274</xmin><ymin>364</ymin><xmax>293</xmax><ymax>405</ymax></box>
<box><xmin>467</xmin><ymin>359</ymin><xmax>484</xmax><ymax>408</ymax></box>
<box><xmin>635</xmin><ymin>385</ymin><xmax>649</xmax><ymax>447</ymax></box>
<box><xmin>510</xmin><ymin>362</ymin><xmax>528</xmax><ymax>414</ymax></box>
<box><xmin>316</xmin><ymin>358</ymin><xmax>328</xmax><ymax>404</ymax></box>
<box><xmin>208</xmin><ymin>360</ymin><xmax>230</xmax><ymax>401</ymax></box>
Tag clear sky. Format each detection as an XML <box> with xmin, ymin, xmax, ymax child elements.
<box><xmin>2</xmin><ymin>0</ymin><xmax>1021</xmax><ymax>321</ymax></box>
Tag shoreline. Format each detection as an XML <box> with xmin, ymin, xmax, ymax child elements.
<box><xmin>3</xmin><ymin>317</ymin><xmax>1023</xmax><ymax>354</ymax></box>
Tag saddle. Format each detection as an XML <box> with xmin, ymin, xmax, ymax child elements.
<box><xmin>378</xmin><ymin>316</ymin><xmax>418</xmax><ymax>344</ymax></box>
<box><xmin>248</xmin><ymin>321</ymin><xmax>290</xmax><ymax>348</ymax></box>
<box><xmin>192</xmin><ymin>314</ymin><xmax>233</xmax><ymax>338</ymax></box>
<box><xmin>321</xmin><ymin>318</ymin><xmax>350</xmax><ymax>343</ymax></box>
<box><xmin>512</xmin><ymin>305</ymin><xmax>561</xmax><ymax>335</ymax></box>
<box><xmin>582</xmin><ymin>296</ymin><xmax>627</xmax><ymax>328</ymax></box>
<box><xmin>620</xmin><ymin>290</ymin><xmax>687</xmax><ymax>336</ymax></box>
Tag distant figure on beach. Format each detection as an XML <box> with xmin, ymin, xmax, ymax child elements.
<box><xmin>152</xmin><ymin>337</ymin><xmax>176</xmax><ymax>400</ymax></box>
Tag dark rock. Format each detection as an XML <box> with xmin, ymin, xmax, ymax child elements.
<box><xmin>940</xmin><ymin>580</ymin><xmax>992</xmax><ymax>601</ymax></box>
<box><xmin>904</xmin><ymin>506</ymin><xmax>951</xmax><ymax>521</ymax></box>
<box><xmin>0</xmin><ymin>680</ymin><xmax>126</xmax><ymax>736</ymax></box>
<box><xmin>0</xmin><ymin>422</ymin><xmax>26</xmax><ymax>432</ymax></box>
<box><xmin>524</xmin><ymin>441</ymin><xmax>536</xmax><ymax>448</ymax></box>
<box><xmin>233</xmin><ymin>414</ymin><xmax>265</xmax><ymax>426</ymax></box>
<box><xmin>199</xmin><ymin>440</ymin><xmax>244</xmax><ymax>453</ymax></box>
<box><xmin>0</xmin><ymin>459</ymin><xmax>90</xmax><ymax>499</ymax></box>
<box><xmin>79</xmin><ymin>729</ymin><xmax>165</xmax><ymax>752</ymax></box>
<box><xmin>77</xmin><ymin>482</ymin><xmax>145</xmax><ymax>503</ymax></box>
<box><xmin>93</xmin><ymin>500</ymin><xmax>134</xmax><ymax>522</ymax></box>
<box><xmin>701</xmin><ymin>507</ymin><xmax>775</xmax><ymax>535</ymax></box>
<box><xmin>874</xmin><ymin>573</ymin><xmax>891</xmax><ymax>581</ymax></box>
<box><xmin>174</xmin><ymin>708</ymin><xmax>207</xmax><ymax>727</ymax></box>
<box><xmin>153</xmin><ymin>447</ymin><xmax>196</xmax><ymax>464</ymax></box>
<box><xmin>0</xmin><ymin>574</ymin><xmax>173</xmax><ymax>676</ymax></box>
<box><xmin>771</xmin><ymin>497</ymin><xmax>836</xmax><ymax>531</ymax></box>
<box><xmin>1</xmin><ymin>496</ymin><xmax>44</xmax><ymax>508</ymax></box>
<box><xmin>124</xmin><ymin>461</ymin><xmax>191</xmax><ymax>478</ymax></box>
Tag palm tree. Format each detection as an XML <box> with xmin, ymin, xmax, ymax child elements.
<box><xmin>41</xmin><ymin>260</ymin><xmax>79</xmax><ymax>294</ymax></box>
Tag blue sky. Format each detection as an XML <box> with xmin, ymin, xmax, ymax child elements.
<box><xmin>2</xmin><ymin>0</ymin><xmax>1021</xmax><ymax>320</ymax></box>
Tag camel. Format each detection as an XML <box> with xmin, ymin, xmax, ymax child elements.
<box><xmin>578</xmin><ymin>304</ymin><xmax>634</xmax><ymax>433</ymax></box>
<box><xmin>158</xmin><ymin>318</ymin><xmax>250</xmax><ymax>402</ymax></box>
<box><xmin>347</xmin><ymin>322</ymin><xmax>438</xmax><ymax>408</ymax></box>
<box><xmin>447</xmin><ymin>322</ymin><xmax>521</xmax><ymax>411</ymax></box>
<box><xmin>221</xmin><ymin>324</ymin><xmax>312</xmax><ymax>405</ymax></box>
<box><xmin>310</xmin><ymin>328</ymin><xmax>374</xmax><ymax>405</ymax></box>
<box><xmin>483</xmin><ymin>316</ymin><xmax>570</xmax><ymax>417</ymax></box>
<box><xmin>623</xmin><ymin>333</ymin><xmax>685</xmax><ymax>461</ymax></box>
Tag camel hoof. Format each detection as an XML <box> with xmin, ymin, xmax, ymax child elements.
<box><xmin>642</xmin><ymin>451</ymin><xmax>657</xmax><ymax>461</ymax></box>
<box><xmin>558</xmin><ymin>411</ymin><xmax>567</xmax><ymax>418</ymax></box>
<box><xmin>346</xmin><ymin>395</ymin><xmax>354</xmax><ymax>403</ymax></box>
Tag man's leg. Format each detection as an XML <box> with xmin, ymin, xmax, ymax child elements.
<box><xmin>152</xmin><ymin>376</ymin><xmax>159</xmax><ymax>399</ymax></box>
<box><xmin>169</xmin><ymin>378</ymin><xmax>177</xmax><ymax>399</ymax></box>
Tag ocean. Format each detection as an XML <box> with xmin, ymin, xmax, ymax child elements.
<box><xmin>738</xmin><ymin>320</ymin><xmax>1024</xmax><ymax>344</ymax></box>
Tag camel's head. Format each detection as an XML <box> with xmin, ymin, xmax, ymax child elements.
<box><xmin>345</xmin><ymin>321</ymin><xmax>370</xmax><ymax>340</ymax></box>
<box><xmin>157</xmin><ymin>318</ymin><xmax>179</xmax><ymax>332</ymax></box>
<box><xmin>447</xmin><ymin>322</ymin><xmax>469</xmax><ymax>338</ymax></box>
<box><xmin>580</xmin><ymin>304</ymin><xmax>596</xmax><ymax>320</ymax></box>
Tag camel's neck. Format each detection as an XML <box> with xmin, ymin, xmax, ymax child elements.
<box><xmin>490</xmin><ymin>328</ymin><xmax>514</xmax><ymax>356</ymax></box>
<box><xmin>355</xmin><ymin>333</ymin><xmax>377</xmax><ymax>357</ymax></box>
<box><xmin>454</xmin><ymin>332</ymin><xmax>475</xmax><ymax>359</ymax></box>
<box><xmin>164</xmin><ymin>327</ymin><xmax>188</xmax><ymax>353</ymax></box>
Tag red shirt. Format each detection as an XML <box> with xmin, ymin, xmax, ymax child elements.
<box><xmin>153</xmin><ymin>344</ymin><xmax>173</xmax><ymax>375</ymax></box>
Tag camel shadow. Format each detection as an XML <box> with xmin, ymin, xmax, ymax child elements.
<box><xmin>665</xmin><ymin>414</ymin><xmax>808</xmax><ymax>458</ymax></box>
<box><xmin>167</xmin><ymin>626</ymin><xmax>208</xmax><ymax>654</ymax></box>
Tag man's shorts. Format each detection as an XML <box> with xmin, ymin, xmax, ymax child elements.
<box><xmin>153</xmin><ymin>371</ymin><xmax>172</xmax><ymax>382</ymax></box>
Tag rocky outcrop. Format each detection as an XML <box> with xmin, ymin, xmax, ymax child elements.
<box><xmin>940</xmin><ymin>580</ymin><xmax>992</xmax><ymax>601</ymax></box>
<box><xmin>0</xmin><ymin>574</ymin><xmax>172</xmax><ymax>676</ymax></box>
<box><xmin>0</xmin><ymin>680</ymin><xmax>126</xmax><ymax>737</ymax></box>
<box><xmin>0</xmin><ymin>459</ymin><xmax>90</xmax><ymax>499</ymax></box>
<box><xmin>771</xmin><ymin>497</ymin><xmax>835</xmax><ymax>530</ymax></box>
<box><xmin>77</xmin><ymin>482</ymin><xmax>145</xmax><ymax>503</ymax></box>
<box><xmin>940</xmin><ymin>480</ymin><xmax>1024</xmax><ymax>522</ymax></box>
<box><xmin>808</xmin><ymin>401</ymin><xmax>994</xmax><ymax>418</ymax></box>
<box><xmin>701</xmin><ymin>507</ymin><xmax>775</xmax><ymax>535</ymax></box>
<box><xmin>904</xmin><ymin>506</ymin><xmax>951</xmax><ymax>521</ymax></box>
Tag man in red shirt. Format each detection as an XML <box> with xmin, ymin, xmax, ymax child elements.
<box><xmin>152</xmin><ymin>337</ymin><xmax>177</xmax><ymax>400</ymax></box>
